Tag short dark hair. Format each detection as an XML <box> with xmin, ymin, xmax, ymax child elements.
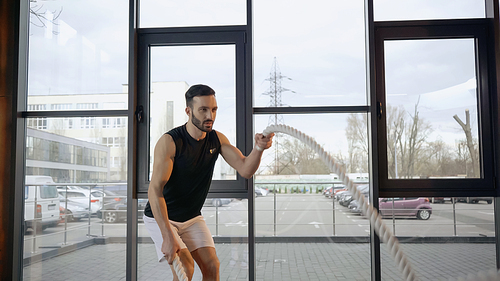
<box><xmin>185</xmin><ymin>84</ymin><xmax>215</xmax><ymax>108</ymax></box>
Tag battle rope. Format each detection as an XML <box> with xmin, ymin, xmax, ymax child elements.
<box><xmin>260</xmin><ymin>124</ymin><xmax>418</xmax><ymax>281</ymax></box>
<box><xmin>172</xmin><ymin>123</ymin><xmax>499</xmax><ymax>281</ymax></box>
<box><xmin>173</xmin><ymin>254</ymin><xmax>188</xmax><ymax>281</ymax></box>
<box><xmin>261</xmin><ymin>124</ymin><xmax>500</xmax><ymax>281</ymax></box>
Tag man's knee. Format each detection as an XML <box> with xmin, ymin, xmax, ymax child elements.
<box><xmin>201</xmin><ymin>256</ymin><xmax>220</xmax><ymax>275</ymax></box>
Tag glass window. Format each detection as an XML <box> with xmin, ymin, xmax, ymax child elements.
<box><xmin>380</xmin><ymin>196</ymin><xmax>495</xmax><ymax>279</ymax></box>
<box><xmin>51</xmin><ymin>103</ymin><xmax>72</xmax><ymax>110</ymax></box>
<box><xmin>253</xmin><ymin>0</ymin><xmax>367</xmax><ymax>107</ymax></box>
<box><xmin>384</xmin><ymin>39</ymin><xmax>480</xmax><ymax>179</ymax></box>
<box><xmin>254</xmin><ymin>113</ymin><xmax>370</xmax><ymax>279</ymax></box>
<box><xmin>28</xmin><ymin>104</ymin><xmax>47</xmax><ymax>111</ymax></box>
<box><xmin>374</xmin><ymin>0</ymin><xmax>485</xmax><ymax>21</ymax></box>
<box><xmin>24</xmin><ymin>116</ymin><xmax>128</xmax><ymax>279</ymax></box>
<box><xmin>27</xmin><ymin>117</ymin><xmax>47</xmax><ymax>130</ymax></box>
<box><xmin>148</xmin><ymin>45</ymin><xmax>236</xmax><ymax>181</ymax></box>
<box><xmin>102</xmin><ymin>118</ymin><xmax>111</xmax><ymax>128</ymax></box>
<box><xmin>26</xmin><ymin>0</ymin><xmax>128</xmax><ymax>109</ymax></box>
<box><xmin>140</xmin><ymin>0</ymin><xmax>246</xmax><ymax>28</ymax></box>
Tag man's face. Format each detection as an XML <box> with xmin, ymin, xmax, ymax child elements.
<box><xmin>188</xmin><ymin>95</ymin><xmax>218</xmax><ymax>132</ymax></box>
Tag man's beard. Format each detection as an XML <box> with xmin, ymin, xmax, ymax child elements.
<box><xmin>191</xmin><ymin>112</ymin><xmax>213</xmax><ymax>132</ymax></box>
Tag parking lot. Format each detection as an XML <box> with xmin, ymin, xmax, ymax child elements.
<box><xmin>24</xmin><ymin>194</ymin><xmax>495</xmax><ymax>255</ymax></box>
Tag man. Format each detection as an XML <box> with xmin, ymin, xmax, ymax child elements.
<box><xmin>143</xmin><ymin>84</ymin><xmax>274</xmax><ymax>281</ymax></box>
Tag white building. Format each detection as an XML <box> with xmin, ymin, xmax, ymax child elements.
<box><xmin>27</xmin><ymin>81</ymin><xmax>234</xmax><ymax>182</ymax></box>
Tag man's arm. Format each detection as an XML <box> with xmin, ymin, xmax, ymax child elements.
<box><xmin>147</xmin><ymin>134</ymin><xmax>180</xmax><ymax>264</ymax></box>
<box><xmin>217</xmin><ymin>131</ymin><xmax>274</xmax><ymax>179</ymax></box>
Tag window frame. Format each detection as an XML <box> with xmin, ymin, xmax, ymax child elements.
<box><xmin>374</xmin><ymin>19</ymin><xmax>495</xmax><ymax>197</ymax></box>
<box><xmin>135</xmin><ymin>26</ymin><xmax>251</xmax><ymax>197</ymax></box>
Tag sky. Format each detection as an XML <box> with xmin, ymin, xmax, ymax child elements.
<box><xmin>27</xmin><ymin>0</ymin><xmax>488</xmax><ymax>163</ymax></box>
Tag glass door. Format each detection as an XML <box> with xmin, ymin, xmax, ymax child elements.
<box><xmin>136</xmin><ymin>28</ymin><xmax>249</xmax><ymax>195</ymax></box>
<box><xmin>135</xmin><ymin>27</ymin><xmax>252</xmax><ymax>280</ymax></box>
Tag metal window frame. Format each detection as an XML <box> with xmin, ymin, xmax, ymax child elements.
<box><xmin>374</xmin><ymin>19</ymin><xmax>496</xmax><ymax>198</ymax></box>
<box><xmin>11</xmin><ymin>1</ymin><xmax>500</xmax><ymax>281</ymax></box>
<box><xmin>134</xmin><ymin>25</ymin><xmax>250</xmax><ymax>197</ymax></box>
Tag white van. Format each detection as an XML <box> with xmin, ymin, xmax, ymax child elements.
<box><xmin>25</xmin><ymin>176</ymin><xmax>60</xmax><ymax>232</ymax></box>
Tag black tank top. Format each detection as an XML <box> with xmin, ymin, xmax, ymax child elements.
<box><xmin>144</xmin><ymin>124</ymin><xmax>221</xmax><ymax>222</ymax></box>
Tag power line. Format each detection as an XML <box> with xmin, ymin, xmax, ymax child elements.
<box><xmin>263</xmin><ymin>57</ymin><xmax>292</xmax><ymax>126</ymax></box>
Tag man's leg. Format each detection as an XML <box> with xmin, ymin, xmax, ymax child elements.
<box><xmin>169</xmin><ymin>248</ymin><xmax>195</xmax><ymax>281</ymax></box>
<box><xmin>191</xmin><ymin>247</ymin><xmax>220</xmax><ymax>281</ymax></box>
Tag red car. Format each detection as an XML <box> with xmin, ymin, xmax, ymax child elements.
<box><xmin>379</xmin><ymin>197</ymin><xmax>432</xmax><ymax>220</ymax></box>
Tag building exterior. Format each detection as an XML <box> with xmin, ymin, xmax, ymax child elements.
<box><xmin>26</xmin><ymin>81</ymin><xmax>234</xmax><ymax>182</ymax></box>
<box><xmin>26</xmin><ymin>127</ymin><xmax>110</xmax><ymax>183</ymax></box>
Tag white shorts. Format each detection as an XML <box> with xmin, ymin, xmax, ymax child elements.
<box><xmin>143</xmin><ymin>214</ymin><xmax>215</xmax><ymax>262</ymax></box>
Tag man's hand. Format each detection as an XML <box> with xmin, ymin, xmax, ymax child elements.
<box><xmin>161</xmin><ymin>231</ymin><xmax>181</xmax><ymax>264</ymax></box>
<box><xmin>255</xmin><ymin>133</ymin><xmax>274</xmax><ymax>151</ymax></box>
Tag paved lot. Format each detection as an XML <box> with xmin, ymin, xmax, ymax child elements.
<box><xmin>23</xmin><ymin>241</ymin><xmax>496</xmax><ymax>281</ymax></box>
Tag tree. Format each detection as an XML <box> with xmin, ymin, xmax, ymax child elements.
<box><xmin>386</xmin><ymin>105</ymin><xmax>406</xmax><ymax>178</ymax></box>
<box><xmin>273</xmin><ymin>135</ymin><xmax>330</xmax><ymax>175</ymax></box>
<box><xmin>403</xmin><ymin>99</ymin><xmax>433</xmax><ymax>177</ymax></box>
<box><xmin>30</xmin><ymin>0</ymin><xmax>62</xmax><ymax>33</ymax></box>
<box><xmin>453</xmin><ymin>109</ymin><xmax>479</xmax><ymax>177</ymax></box>
<box><xmin>345</xmin><ymin>114</ymin><xmax>368</xmax><ymax>173</ymax></box>
<box><xmin>369</xmin><ymin>100</ymin><xmax>434</xmax><ymax>179</ymax></box>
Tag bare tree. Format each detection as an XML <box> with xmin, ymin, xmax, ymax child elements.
<box><xmin>345</xmin><ymin>114</ymin><xmax>368</xmax><ymax>173</ymax></box>
<box><xmin>397</xmin><ymin>100</ymin><xmax>433</xmax><ymax>178</ymax></box>
<box><xmin>455</xmin><ymin>139</ymin><xmax>472</xmax><ymax>176</ymax></box>
<box><xmin>453</xmin><ymin>109</ymin><xmax>479</xmax><ymax>177</ymax></box>
<box><xmin>276</xmin><ymin>136</ymin><xmax>330</xmax><ymax>175</ymax></box>
<box><xmin>386</xmin><ymin>105</ymin><xmax>406</xmax><ymax>178</ymax></box>
<box><xmin>30</xmin><ymin>0</ymin><xmax>62</xmax><ymax>33</ymax></box>
<box><xmin>381</xmin><ymin>101</ymin><xmax>433</xmax><ymax>178</ymax></box>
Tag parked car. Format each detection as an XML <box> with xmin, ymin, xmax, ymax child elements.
<box><xmin>334</xmin><ymin>189</ymin><xmax>350</xmax><ymax>201</ymax></box>
<box><xmin>58</xmin><ymin>196</ymin><xmax>90</xmax><ymax>222</ymax></box>
<box><xmin>379</xmin><ymin>197</ymin><xmax>432</xmax><ymax>220</ymax></box>
<box><xmin>25</xmin><ymin>176</ymin><xmax>60</xmax><ymax>233</ymax></box>
<box><xmin>455</xmin><ymin>197</ymin><xmax>493</xmax><ymax>204</ymax></box>
<box><xmin>324</xmin><ymin>185</ymin><xmax>346</xmax><ymax>198</ymax></box>
<box><xmin>57</xmin><ymin>190</ymin><xmax>100</xmax><ymax>214</ymax></box>
<box><xmin>92</xmin><ymin>185</ymin><xmax>128</xmax><ymax>194</ymax></box>
<box><xmin>255</xmin><ymin>186</ymin><xmax>269</xmax><ymax>197</ymax></box>
<box><xmin>340</xmin><ymin>194</ymin><xmax>354</xmax><ymax>207</ymax></box>
<box><xmin>89</xmin><ymin>189</ymin><xmax>125</xmax><ymax>210</ymax></box>
<box><xmin>431</xmin><ymin>197</ymin><xmax>453</xmax><ymax>203</ymax></box>
<box><xmin>56</xmin><ymin>185</ymin><xmax>88</xmax><ymax>191</ymax></box>
<box><xmin>323</xmin><ymin>186</ymin><xmax>333</xmax><ymax>196</ymax></box>
<box><xmin>96</xmin><ymin>192</ymin><xmax>147</xmax><ymax>223</ymax></box>
<box><xmin>95</xmin><ymin>190</ymin><xmax>127</xmax><ymax>223</ymax></box>
<box><xmin>204</xmin><ymin>198</ymin><xmax>232</xmax><ymax>207</ymax></box>
<box><xmin>338</xmin><ymin>184</ymin><xmax>369</xmax><ymax>205</ymax></box>
<box><xmin>348</xmin><ymin>196</ymin><xmax>369</xmax><ymax>214</ymax></box>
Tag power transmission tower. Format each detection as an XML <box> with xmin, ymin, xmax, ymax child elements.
<box><xmin>263</xmin><ymin>57</ymin><xmax>292</xmax><ymax>126</ymax></box>
<box><xmin>263</xmin><ymin>57</ymin><xmax>293</xmax><ymax>174</ymax></box>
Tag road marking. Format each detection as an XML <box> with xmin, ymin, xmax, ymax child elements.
<box><xmin>478</xmin><ymin>211</ymin><xmax>493</xmax><ymax>215</ymax></box>
<box><xmin>308</xmin><ymin>221</ymin><xmax>323</xmax><ymax>229</ymax></box>
<box><xmin>224</xmin><ymin>221</ymin><xmax>246</xmax><ymax>227</ymax></box>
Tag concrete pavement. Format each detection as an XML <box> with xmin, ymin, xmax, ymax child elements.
<box><xmin>22</xmin><ymin>239</ymin><xmax>496</xmax><ymax>280</ymax></box>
